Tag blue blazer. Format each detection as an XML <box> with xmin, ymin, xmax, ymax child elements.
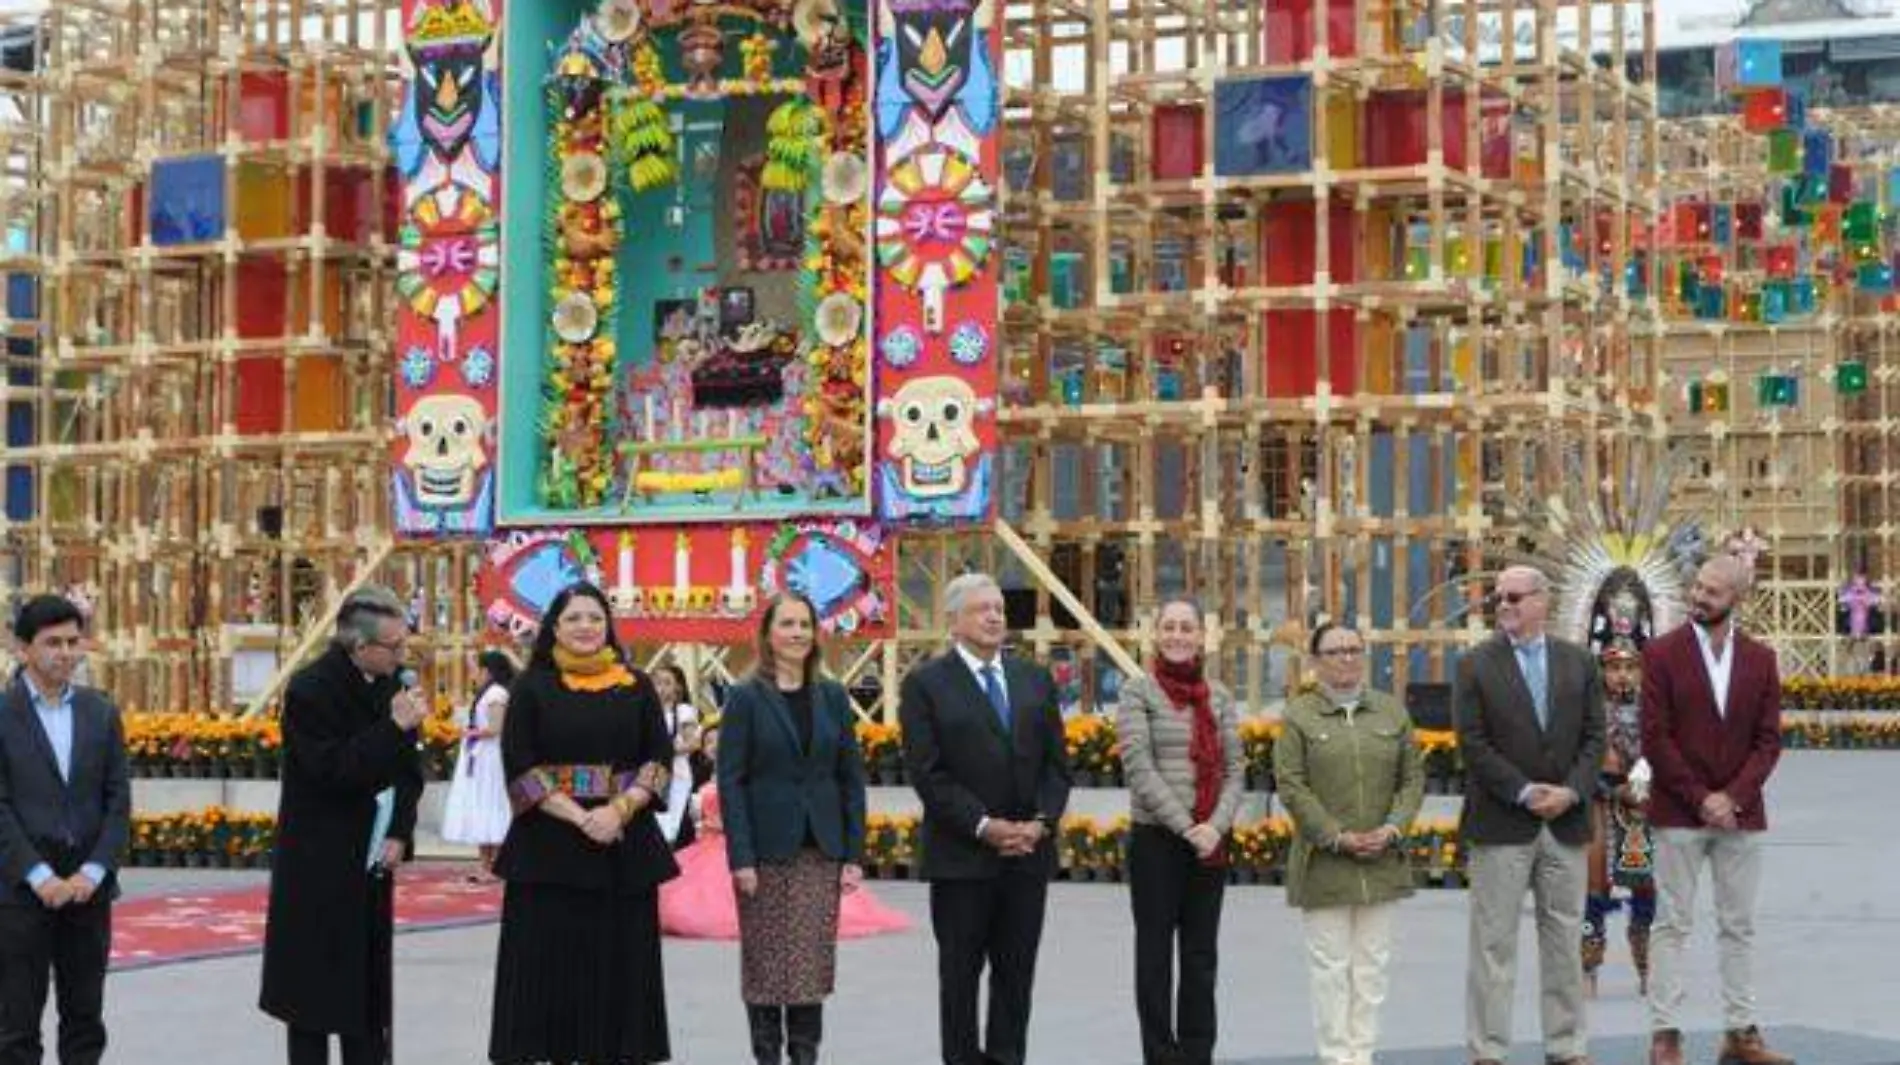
<box><xmin>717</xmin><ymin>677</ymin><xmax>867</xmax><ymax>869</ymax></box>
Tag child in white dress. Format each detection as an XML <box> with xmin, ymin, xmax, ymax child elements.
<box><xmin>652</xmin><ymin>663</ymin><xmax>703</xmax><ymax>849</ymax></box>
<box><xmin>442</xmin><ymin>650</ymin><xmax>518</xmax><ymax>879</ymax></box>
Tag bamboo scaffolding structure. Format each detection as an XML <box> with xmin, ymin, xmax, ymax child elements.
<box><xmin>7</xmin><ymin>0</ymin><xmax>480</xmax><ymax>714</ymax></box>
<box><xmin>890</xmin><ymin>0</ymin><xmax>1664</xmax><ymax>712</ymax></box>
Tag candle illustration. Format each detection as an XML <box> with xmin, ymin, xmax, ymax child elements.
<box><xmin>644</xmin><ymin>394</ymin><xmax>657</xmax><ymax>440</ymax></box>
<box><xmin>674</xmin><ymin>532</ymin><xmax>691</xmax><ymax>603</ymax></box>
<box><xmin>614</xmin><ymin>531</ymin><xmax>636</xmax><ymax>611</ymax></box>
<box><xmin>724</xmin><ymin>527</ymin><xmax>756</xmax><ymax>614</ymax></box>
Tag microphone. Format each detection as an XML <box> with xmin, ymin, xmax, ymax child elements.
<box><xmin>393</xmin><ymin>668</ymin><xmax>424</xmax><ymax>730</ymax></box>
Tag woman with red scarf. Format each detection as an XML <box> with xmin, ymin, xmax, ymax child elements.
<box><xmin>1274</xmin><ymin>622</ymin><xmax>1424</xmax><ymax>1065</ymax></box>
<box><xmin>1115</xmin><ymin>597</ymin><xmax>1246</xmax><ymax>1065</ymax></box>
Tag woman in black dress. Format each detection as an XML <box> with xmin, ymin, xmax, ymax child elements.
<box><xmin>489</xmin><ymin>582</ymin><xmax>678</xmax><ymax>1064</ymax></box>
<box><xmin>719</xmin><ymin>592</ymin><xmax>868</xmax><ymax>1064</ymax></box>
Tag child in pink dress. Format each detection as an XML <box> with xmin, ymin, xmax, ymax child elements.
<box><xmin>658</xmin><ymin>727</ymin><xmax>912</xmax><ymax>940</ymax></box>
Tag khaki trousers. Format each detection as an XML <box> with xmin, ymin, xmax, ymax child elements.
<box><xmin>1302</xmin><ymin>902</ymin><xmax>1397</xmax><ymax>1065</ymax></box>
<box><xmin>1646</xmin><ymin>827</ymin><xmax>1764</xmax><ymax>1032</ymax></box>
<box><xmin>1466</xmin><ymin>827</ymin><xmax>1589</xmax><ymax>1062</ymax></box>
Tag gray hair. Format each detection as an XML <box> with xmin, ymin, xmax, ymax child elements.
<box><xmin>943</xmin><ymin>572</ymin><xmax>1002</xmax><ymax>618</ymax></box>
<box><xmin>333</xmin><ymin>585</ymin><xmax>407</xmax><ymax>650</ymax></box>
<box><xmin>1499</xmin><ymin>564</ymin><xmax>1550</xmax><ymax>593</ymax></box>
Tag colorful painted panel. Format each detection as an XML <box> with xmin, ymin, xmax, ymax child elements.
<box><xmin>391</xmin><ymin>0</ymin><xmax>505</xmax><ymax>536</ymax></box>
<box><xmin>494</xmin><ymin>0</ymin><xmax>873</xmax><ymax>527</ymax></box>
<box><xmin>478</xmin><ymin>520</ymin><xmax>894</xmax><ymax>642</ymax></box>
<box><xmin>870</xmin><ymin>0</ymin><xmax>1000</xmax><ymax>523</ymax></box>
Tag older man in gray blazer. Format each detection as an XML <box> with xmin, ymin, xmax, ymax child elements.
<box><xmin>1453</xmin><ymin>565</ymin><xmax>1606</xmax><ymax>1065</ymax></box>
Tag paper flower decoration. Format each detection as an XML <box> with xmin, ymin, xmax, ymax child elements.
<box><xmin>823</xmin><ymin>152</ymin><xmax>869</xmax><ymax>205</ymax></box>
<box><xmin>875</xmin><ymin>148</ymin><xmax>995</xmax><ymax>331</ymax></box>
<box><xmin>462</xmin><ymin>346</ymin><xmax>496</xmax><ymax>388</ymax></box>
<box><xmin>562</xmin><ymin>151</ymin><xmax>608</xmax><ymax>203</ymax></box>
<box><xmin>815</xmin><ymin>292</ymin><xmax>864</xmax><ymax>347</ymax></box>
<box><xmin>950</xmin><ymin>321</ymin><xmax>989</xmax><ymax>365</ymax></box>
<box><xmin>879</xmin><ymin>326</ymin><xmax>921</xmax><ymax>368</ymax></box>
<box><xmin>595</xmin><ymin>0</ymin><xmax>641</xmax><ymax>41</ymax></box>
<box><xmin>553</xmin><ymin>293</ymin><xmax>601</xmax><ymax>342</ymax></box>
<box><xmin>400</xmin><ymin>347</ymin><xmax>435</xmax><ymax>389</ymax></box>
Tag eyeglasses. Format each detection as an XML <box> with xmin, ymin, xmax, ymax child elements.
<box><xmin>367</xmin><ymin>637</ymin><xmax>407</xmax><ymax>652</ymax></box>
<box><xmin>1318</xmin><ymin>647</ymin><xmax>1365</xmax><ymax>659</ymax></box>
<box><xmin>1496</xmin><ymin>589</ymin><xmax>1544</xmax><ymax>605</ymax></box>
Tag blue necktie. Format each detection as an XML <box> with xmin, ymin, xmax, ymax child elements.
<box><xmin>983</xmin><ymin>664</ymin><xmax>1011</xmax><ymax>730</ymax></box>
<box><xmin>1523</xmin><ymin>642</ymin><xmax>1549</xmax><ymax>728</ymax></box>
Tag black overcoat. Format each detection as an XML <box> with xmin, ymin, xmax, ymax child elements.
<box><xmin>258</xmin><ymin>645</ymin><xmax>423</xmax><ymax>1036</ymax></box>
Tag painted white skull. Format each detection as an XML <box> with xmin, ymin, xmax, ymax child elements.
<box><xmin>401</xmin><ymin>394</ymin><xmax>489</xmax><ymax>507</ymax></box>
<box><xmin>884</xmin><ymin>375</ymin><xmax>980</xmax><ymax>498</ymax></box>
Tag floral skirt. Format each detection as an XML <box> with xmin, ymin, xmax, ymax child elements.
<box><xmin>736</xmin><ymin>848</ymin><xmax>842</xmax><ymax>1005</ymax></box>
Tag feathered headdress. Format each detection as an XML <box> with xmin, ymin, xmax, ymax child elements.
<box><xmin>1515</xmin><ymin>444</ymin><xmax>1704</xmax><ymax>655</ymax></box>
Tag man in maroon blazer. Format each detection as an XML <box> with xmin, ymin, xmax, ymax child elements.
<box><xmin>1640</xmin><ymin>556</ymin><xmax>1791</xmax><ymax>1065</ymax></box>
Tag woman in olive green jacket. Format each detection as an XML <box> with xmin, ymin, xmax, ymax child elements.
<box><xmin>1273</xmin><ymin>622</ymin><xmax>1424</xmax><ymax>1065</ymax></box>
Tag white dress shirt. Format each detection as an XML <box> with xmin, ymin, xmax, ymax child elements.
<box><xmin>1693</xmin><ymin>620</ymin><xmax>1735</xmax><ymax>718</ymax></box>
<box><xmin>954</xmin><ymin>642</ymin><xmax>1009</xmax><ymax>716</ymax></box>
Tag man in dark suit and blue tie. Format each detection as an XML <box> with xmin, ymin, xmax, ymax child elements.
<box><xmin>1454</xmin><ymin>565</ymin><xmax>1605</xmax><ymax>1065</ymax></box>
<box><xmin>0</xmin><ymin>594</ymin><xmax>131</xmax><ymax>1065</ymax></box>
<box><xmin>900</xmin><ymin>573</ymin><xmax>1072</xmax><ymax>1065</ymax></box>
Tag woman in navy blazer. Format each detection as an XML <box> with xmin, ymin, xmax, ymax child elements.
<box><xmin>718</xmin><ymin>591</ymin><xmax>868</xmax><ymax>1065</ymax></box>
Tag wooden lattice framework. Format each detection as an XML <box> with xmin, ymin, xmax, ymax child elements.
<box><xmin>1656</xmin><ymin>104</ymin><xmax>1900</xmax><ymax>675</ymax></box>
<box><xmin>870</xmin><ymin>0</ymin><xmax>1666</xmax><ymax>713</ymax></box>
<box><xmin>6</xmin><ymin>0</ymin><xmax>1673</xmax><ymax>719</ymax></box>
<box><xmin>0</xmin><ymin>0</ymin><xmax>484</xmax><ymax>714</ymax></box>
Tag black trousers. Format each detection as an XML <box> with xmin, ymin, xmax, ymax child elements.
<box><xmin>287</xmin><ymin>1029</ymin><xmax>379</xmax><ymax>1065</ymax></box>
<box><xmin>1127</xmin><ymin>825</ymin><xmax>1227</xmax><ymax>1065</ymax></box>
<box><xmin>0</xmin><ymin>899</ymin><xmax>111</xmax><ymax>1065</ymax></box>
<box><xmin>929</xmin><ymin>866</ymin><xmax>1049</xmax><ymax>1065</ymax></box>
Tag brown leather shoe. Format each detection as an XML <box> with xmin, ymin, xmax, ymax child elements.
<box><xmin>1719</xmin><ymin>1027</ymin><xmax>1795</xmax><ymax>1065</ymax></box>
<box><xmin>1473</xmin><ymin>1060</ymin><xmax>1503</xmax><ymax>1065</ymax></box>
<box><xmin>1649</xmin><ymin>1028</ymin><xmax>1684</xmax><ymax>1065</ymax></box>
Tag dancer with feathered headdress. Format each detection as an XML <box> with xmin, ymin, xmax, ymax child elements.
<box><xmin>1515</xmin><ymin>446</ymin><xmax>1702</xmax><ymax>998</ymax></box>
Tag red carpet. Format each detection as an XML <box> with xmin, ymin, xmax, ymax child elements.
<box><xmin>110</xmin><ymin>862</ymin><xmax>501</xmax><ymax>972</ymax></box>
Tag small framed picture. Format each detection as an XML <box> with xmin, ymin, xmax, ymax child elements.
<box><xmin>719</xmin><ymin>287</ymin><xmax>755</xmax><ymax>333</ymax></box>
<box><xmin>654</xmin><ymin>299</ymin><xmax>697</xmax><ymax>341</ymax></box>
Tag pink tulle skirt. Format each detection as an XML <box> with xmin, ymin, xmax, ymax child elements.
<box><xmin>658</xmin><ymin>833</ymin><xmax>912</xmax><ymax>940</ymax></box>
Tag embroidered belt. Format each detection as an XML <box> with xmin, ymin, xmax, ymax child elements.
<box><xmin>508</xmin><ymin>762</ymin><xmax>667</xmax><ymax>814</ymax></box>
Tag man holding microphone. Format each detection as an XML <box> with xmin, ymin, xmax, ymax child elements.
<box><xmin>260</xmin><ymin>587</ymin><xmax>427</xmax><ymax>1065</ymax></box>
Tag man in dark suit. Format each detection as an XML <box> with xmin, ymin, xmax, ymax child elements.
<box><xmin>1642</xmin><ymin>557</ymin><xmax>1791</xmax><ymax>1065</ymax></box>
<box><xmin>900</xmin><ymin>572</ymin><xmax>1072</xmax><ymax>1065</ymax></box>
<box><xmin>0</xmin><ymin>594</ymin><xmax>130</xmax><ymax>1065</ymax></box>
<box><xmin>260</xmin><ymin>587</ymin><xmax>426</xmax><ymax>1065</ymax></box>
<box><xmin>1453</xmin><ymin>565</ymin><xmax>1605</xmax><ymax>1065</ymax></box>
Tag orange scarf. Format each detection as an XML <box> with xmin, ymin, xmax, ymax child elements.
<box><xmin>553</xmin><ymin>647</ymin><xmax>635</xmax><ymax>693</ymax></box>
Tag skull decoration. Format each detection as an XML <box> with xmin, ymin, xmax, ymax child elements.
<box><xmin>882</xmin><ymin>375</ymin><xmax>982</xmax><ymax>498</ymax></box>
<box><xmin>402</xmin><ymin>394</ymin><xmax>490</xmax><ymax>507</ymax></box>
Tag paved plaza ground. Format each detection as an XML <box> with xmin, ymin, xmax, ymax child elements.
<box><xmin>94</xmin><ymin>751</ymin><xmax>1900</xmax><ymax>1064</ymax></box>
